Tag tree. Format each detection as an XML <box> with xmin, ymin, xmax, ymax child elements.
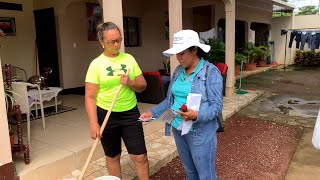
<box><xmin>296</xmin><ymin>5</ymin><xmax>318</xmax><ymax>16</ymax></box>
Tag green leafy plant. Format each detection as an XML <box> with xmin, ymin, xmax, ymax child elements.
<box><xmin>3</xmin><ymin>75</ymin><xmax>19</xmax><ymax>112</ymax></box>
<box><xmin>294</xmin><ymin>50</ymin><xmax>320</xmax><ymax>66</ymax></box>
<box><xmin>203</xmin><ymin>38</ymin><xmax>225</xmax><ymax>64</ymax></box>
<box><xmin>162</xmin><ymin>58</ymin><xmax>170</xmax><ymax>75</ymax></box>
<box><xmin>243</xmin><ymin>43</ymin><xmax>256</xmax><ymax>63</ymax></box>
<box><xmin>243</xmin><ymin>43</ymin><xmax>266</xmax><ymax>63</ymax></box>
<box><xmin>255</xmin><ymin>45</ymin><xmax>266</xmax><ymax>62</ymax></box>
<box><xmin>235</xmin><ymin>53</ymin><xmax>248</xmax><ymax>66</ymax></box>
<box><xmin>8</xmin><ymin>123</ymin><xmax>12</xmax><ymax>133</ymax></box>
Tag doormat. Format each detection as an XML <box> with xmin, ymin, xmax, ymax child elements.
<box><xmin>8</xmin><ymin>105</ymin><xmax>77</xmax><ymax>124</ymax></box>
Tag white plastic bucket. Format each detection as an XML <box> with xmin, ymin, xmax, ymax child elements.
<box><xmin>93</xmin><ymin>176</ymin><xmax>121</xmax><ymax>180</ymax></box>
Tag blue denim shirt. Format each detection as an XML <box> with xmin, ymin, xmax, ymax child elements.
<box><xmin>150</xmin><ymin>60</ymin><xmax>223</xmax><ymax>145</ymax></box>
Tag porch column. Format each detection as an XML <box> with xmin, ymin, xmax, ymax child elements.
<box><xmin>102</xmin><ymin>0</ymin><xmax>125</xmax><ymax>52</ymax></box>
<box><xmin>168</xmin><ymin>0</ymin><xmax>183</xmax><ymax>77</ymax></box>
<box><xmin>224</xmin><ymin>0</ymin><xmax>235</xmax><ymax>95</ymax></box>
<box><xmin>0</xmin><ymin>61</ymin><xmax>13</xmax><ymax>173</ymax></box>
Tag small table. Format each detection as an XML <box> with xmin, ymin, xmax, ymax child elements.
<box><xmin>27</xmin><ymin>87</ymin><xmax>63</xmax><ymax>113</ymax></box>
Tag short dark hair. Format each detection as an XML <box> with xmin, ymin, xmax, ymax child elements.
<box><xmin>187</xmin><ymin>46</ymin><xmax>208</xmax><ymax>59</ymax></box>
<box><xmin>97</xmin><ymin>22</ymin><xmax>121</xmax><ymax>41</ymax></box>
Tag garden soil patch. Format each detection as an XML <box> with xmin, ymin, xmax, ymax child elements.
<box><xmin>150</xmin><ymin>116</ymin><xmax>302</xmax><ymax>180</ymax></box>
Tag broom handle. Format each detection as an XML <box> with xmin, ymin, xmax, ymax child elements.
<box><xmin>78</xmin><ymin>70</ymin><xmax>130</xmax><ymax>180</ymax></box>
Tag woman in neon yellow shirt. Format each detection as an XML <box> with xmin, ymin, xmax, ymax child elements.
<box><xmin>85</xmin><ymin>22</ymin><xmax>149</xmax><ymax>180</ymax></box>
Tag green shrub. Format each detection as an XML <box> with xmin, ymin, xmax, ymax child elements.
<box><xmin>294</xmin><ymin>50</ymin><xmax>320</xmax><ymax>66</ymax></box>
<box><xmin>235</xmin><ymin>53</ymin><xmax>248</xmax><ymax>66</ymax></box>
<box><xmin>203</xmin><ymin>38</ymin><xmax>225</xmax><ymax>64</ymax></box>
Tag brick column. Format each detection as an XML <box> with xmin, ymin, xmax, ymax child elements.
<box><xmin>224</xmin><ymin>0</ymin><xmax>235</xmax><ymax>95</ymax></box>
<box><xmin>102</xmin><ymin>0</ymin><xmax>125</xmax><ymax>52</ymax></box>
<box><xmin>168</xmin><ymin>0</ymin><xmax>183</xmax><ymax>77</ymax></box>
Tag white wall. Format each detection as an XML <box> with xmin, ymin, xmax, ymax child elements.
<box><xmin>0</xmin><ymin>0</ymin><xmax>36</xmax><ymax>78</ymax></box>
<box><xmin>271</xmin><ymin>16</ymin><xmax>293</xmax><ymax>65</ymax></box>
<box><xmin>34</xmin><ymin>0</ymin><xmax>103</xmax><ymax>89</ymax></box>
<box><xmin>56</xmin><ymin>2</ymin><xmax>101</xmax><ymax>89</ymax></box>
<box><xmin>271</xmin><ymin>15</ymin><xmax>320</xmax><ymax>65</ymax></box>
<box><xmin>125</xmin><ymin>0</ymin><xmax>169</xmax><ymax>72</ymax></box>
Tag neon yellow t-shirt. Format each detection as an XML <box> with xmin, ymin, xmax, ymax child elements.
<box><xmin>85</xmin><ymin>52</ymin><xmax>142</xmax><ymax>112</ymax></box>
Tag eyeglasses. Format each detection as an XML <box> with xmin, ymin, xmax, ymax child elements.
<box><xmin>106</xmin><ymin>38</ymin><xmax>123</xmax><ymax>45</ymax></box>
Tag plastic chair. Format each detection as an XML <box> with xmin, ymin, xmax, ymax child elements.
<box><xmin>11</xmin><ymin>82</ymin><xmax>45</xmax><ymax>144</ymax></box>
<box><xmin>2</xmin><ymin>65</ymin><xmax>28</xmax><ymax>82</ymax></box>
<box><xmin>216</xmin><ymin>63</ymin><xmax>228</xmax><ymax>96</ymax></box>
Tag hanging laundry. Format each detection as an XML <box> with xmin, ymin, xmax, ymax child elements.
<box><xmin>310</xmin><ymin>32</ymin><xmax>317</xmax><ymax>51</ymax></box>
<box><xmin>288</xmin><ymin>31</ymin><xmax>303</xmax><ymax>49</ymax></box>
<box><xmin>315</xmin><ymin>32</ymin><xmax>320</xmax><ymax>49</ymax></box>
<box><xmin>286</xmin><ymin>29</ymin><xmax>320</xmax><ymax>51</ymax></box>
<box><xmin>300</xmin><ymin>32</ymin><xmax>309</xmax><ymax>51</ymax></box>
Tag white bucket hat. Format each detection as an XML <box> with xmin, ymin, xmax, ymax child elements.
<box><xmin>163</xmin><ymin>30</ymin><xmax>211</xmax><ymax>57</ymax></box>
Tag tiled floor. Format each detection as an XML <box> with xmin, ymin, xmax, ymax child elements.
<box><xmin>12</xmin><ymin>88</ymin><xmax>263</xmax><ymax>180</ymax></box>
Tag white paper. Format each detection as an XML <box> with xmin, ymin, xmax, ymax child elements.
<box><xmin>157</xmin><ymin>109</ymin><xmax>178</xmax><ymax>123</ymax></box>
<box><xmin>187</xmin><ymin>93</ymin><xmax>202</xmax><ymax>111</ymax></box>
<box><xmin>181</xmin><ymin>93</ymin><xmax>202</xmax><ymax>135</ymax></box>
<box><xmin>312</xmin><ymin>109</ymin><xmax>320</xmax><ymax>149</ymax></box>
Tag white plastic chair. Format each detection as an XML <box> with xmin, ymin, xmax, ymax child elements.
<box><xmin>11</xmin><ymin>82</ymin><xmax>45</xmax><ymax>144</ymax></box>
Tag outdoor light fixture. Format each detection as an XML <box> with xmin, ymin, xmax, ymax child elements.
<box><xmin>281</xmin><ymin>29</ymin><xmax>288</xmax><ymax>36</ymax></box>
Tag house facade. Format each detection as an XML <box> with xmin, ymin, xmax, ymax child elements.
<box><xmin>0</xmin><ymin>0</ymin><xmax>294</xmax><ymax>178</ymax></box>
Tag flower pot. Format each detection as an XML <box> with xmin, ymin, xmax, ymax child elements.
<box><xmin>258</xmin><ymin>61</ymin><xmax>267</xmax><ymax>67</ymax></box>
<box><xmin>9</xmin><ymin>132</ymin><xmax>14</xmax><ymax>151</ymax></box>
<box><xmin>245</xmin><ymin>63</ymin><xmax>256</xmax><ymax>71</ymax></box>
<box><xmin>235</xmin><ymin>65</ymin><xmax>241</xmax><ymax>76</ymax></box>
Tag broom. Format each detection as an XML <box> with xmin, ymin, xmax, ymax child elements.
<box><xmin>78</xmin><ymin>69</ymin><xmax>130</xmax><ymax>180</ymax></box>
<box><xmin>236</xmin><ymin>56</ymin><xmax>248</xmax><ymax>95</ymax></box>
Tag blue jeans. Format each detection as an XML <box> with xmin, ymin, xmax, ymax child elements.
<box><xmin>172</xmin><ymin>127</ymin><xmax>217</xmax><ymax>180</ymax></box>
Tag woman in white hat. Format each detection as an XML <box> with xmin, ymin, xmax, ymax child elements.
<box><xmin>141</xmin><ymin>30</ymin><xmax>223</xmax><ymax>179</ymax></box>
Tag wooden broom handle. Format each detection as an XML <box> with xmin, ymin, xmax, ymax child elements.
<box><xmin>78</xmin><ymin>69</ymin><xmax>130</xmax><ymax>180</ymax></box>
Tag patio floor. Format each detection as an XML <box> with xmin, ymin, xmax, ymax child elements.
<box><xmin>13</xmin><ymin>66</ymin><xmax>274</xmax><ymax>180</ymax></box>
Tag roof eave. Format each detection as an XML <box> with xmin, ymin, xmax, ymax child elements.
<box><xmin>271</xmin><ymin>0</ymin><xmax>295</xmax><ymax>10</ymax></box>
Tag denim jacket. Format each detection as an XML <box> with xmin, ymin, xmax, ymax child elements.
<box><xmin>150</xmin><ymin>60</ymin><xmax>223</xmax><ymax>145</ymax></box>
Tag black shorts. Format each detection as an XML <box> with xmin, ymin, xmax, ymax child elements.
<box><xmin>97</xmin><ymin>105</ymin><xmax>147</xmax><ymax>157</ymax></box>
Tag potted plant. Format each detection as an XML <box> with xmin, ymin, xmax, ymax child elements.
<box><xmin>3</xmin><ymin>74</ymin><xmax>18</xmax><ymax>112</ymax></box>
<box><xmin>244</xmin><ymin>42</ymin><xmax>258</xmax><ymax>71</ymax></box>
<box><xmin>235</xmin><ymin>52</ymin><xmax>247</xmax><ymax>75</ymax></box>
<box><xmin>4</xmin><ymin>84</ymin><xmax>15</xmax><ymax>112</ymax></box>
<box><xmin>3</xmin><ymin>74</ymin><xmax>18</xmax><ymax>151</ymax></box>
<box><xmin>9</xmin><ymin>124</ymin><xmax>14</xmax><ymax>151</ymax></box>
<box><xmin>162</xmin><ymin>58</ymin><xmax>170</xmax><ymax>76</ymax></box>
<box><xmin>256</xmin><ymin>45</ymin><xmax>268</xmax><ymax>67</ymax></box>
<box><xmin>204</xmin><ymin>38</ymin><xmax>225</xmax><ymax>64</ymax></box>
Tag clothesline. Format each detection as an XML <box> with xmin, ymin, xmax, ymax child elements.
<box><xmin>285</xmin><ymin>27</ymin><xmax>320</xmax><ymax>31</ymax></box>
